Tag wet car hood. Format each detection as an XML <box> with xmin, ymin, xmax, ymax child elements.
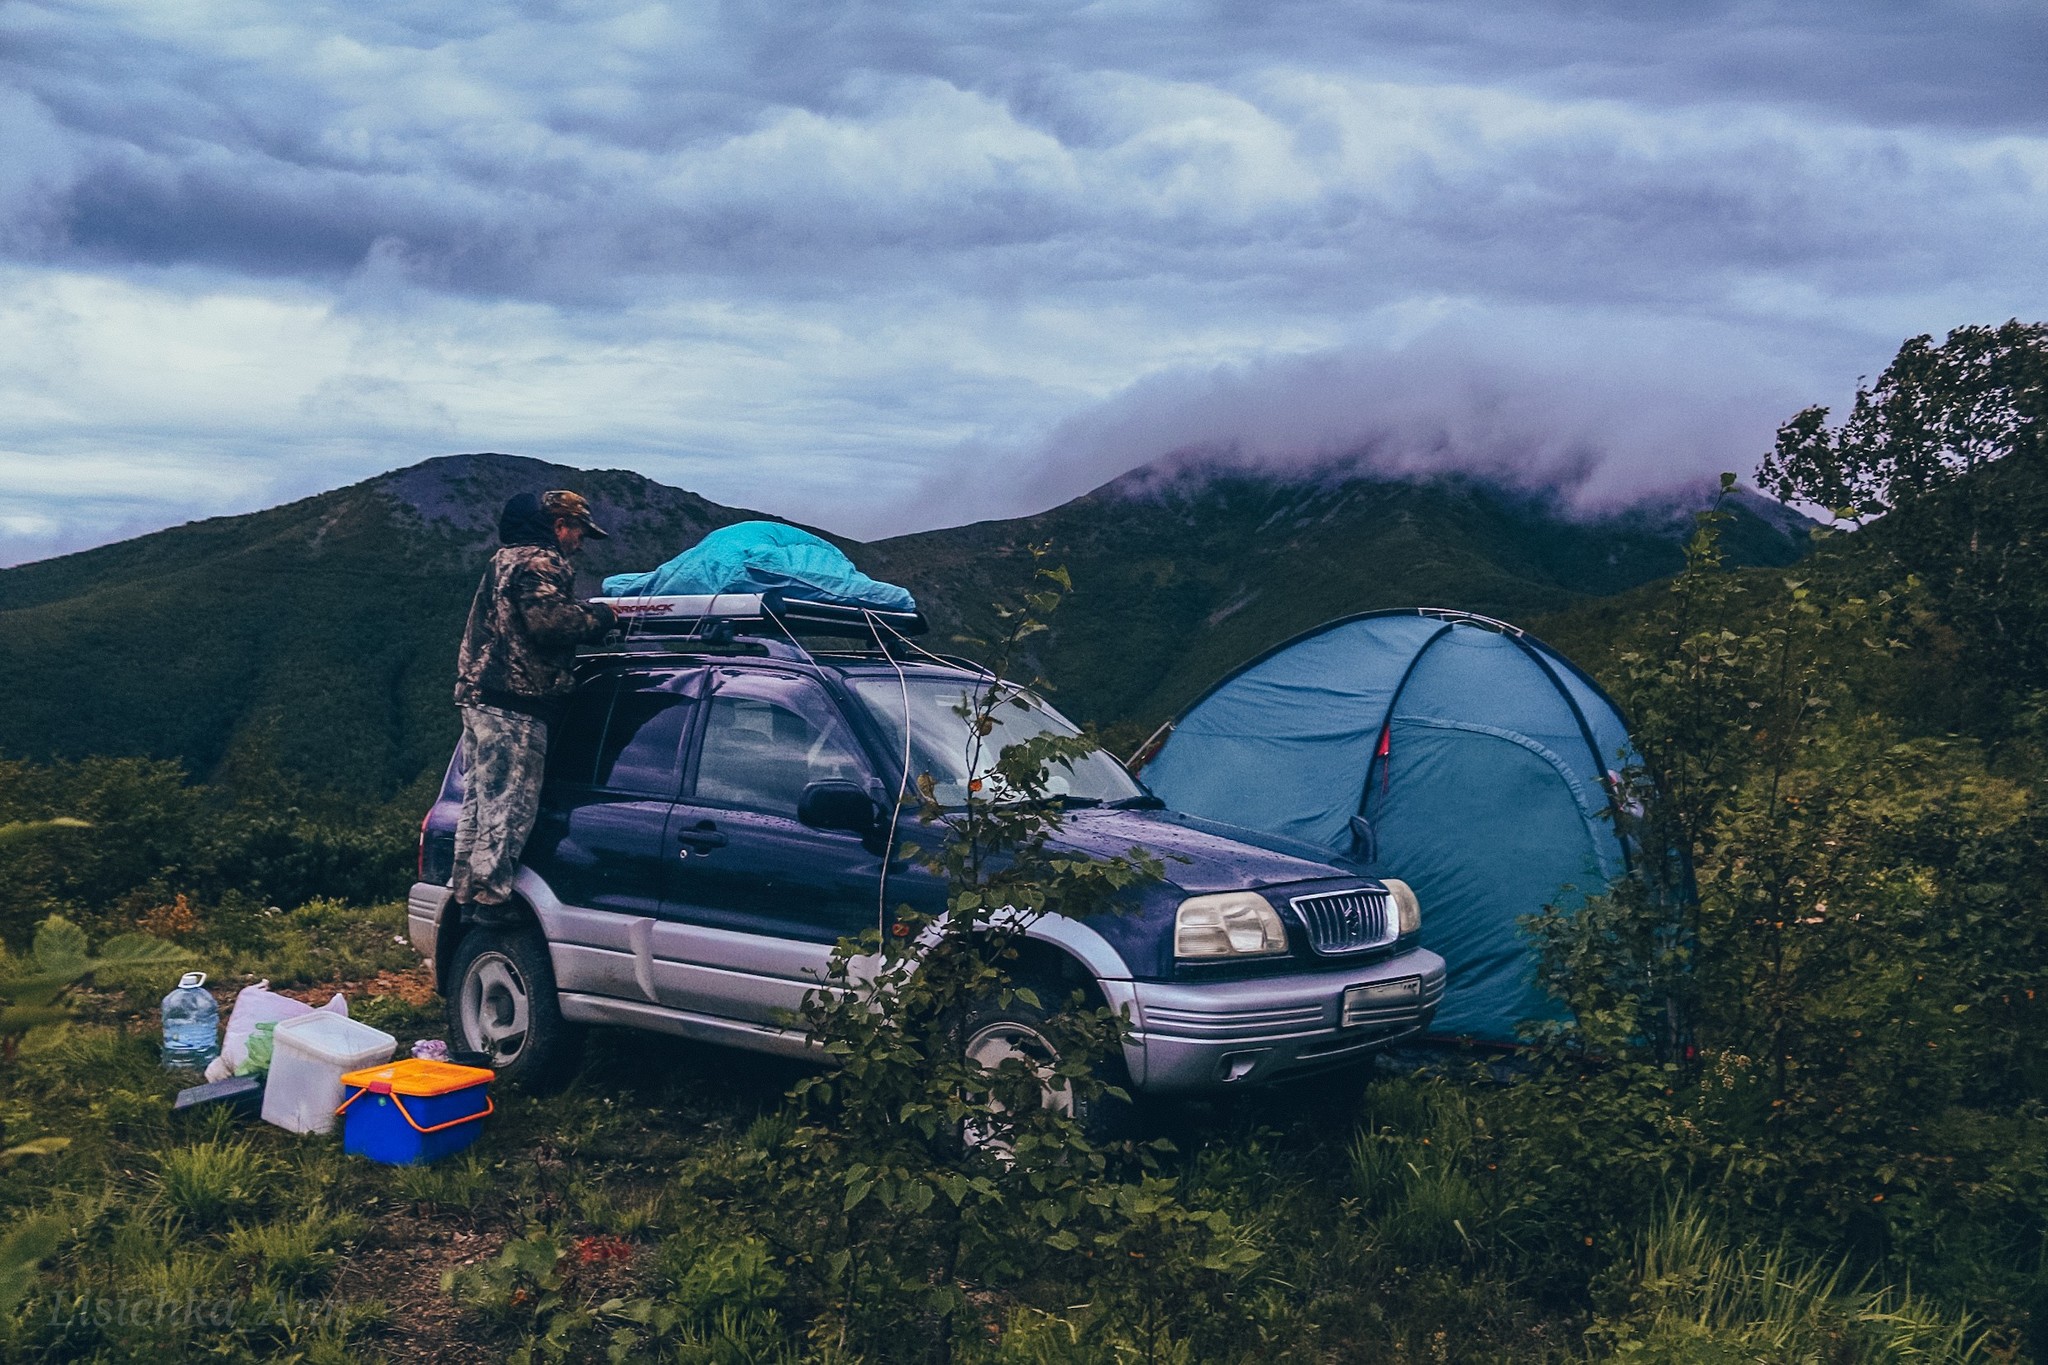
<box><xmin>1044</xmin><ymin>808</ymin><xmax>1349</xmax><ymax>894</ymax></box>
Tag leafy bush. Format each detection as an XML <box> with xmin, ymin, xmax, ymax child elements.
<box><xmin>0</xmin><ymin>756</ymin><xmax>416</xmax><ymax>947</ymax></box>
<box><xmin>1510</xmin><ymin>480</ymin><xmax>2048</xmax><ymax>1346</ymax></box>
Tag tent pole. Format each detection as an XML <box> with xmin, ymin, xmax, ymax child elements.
<box><xmin>1505</xmin><ymin>636</ymin><xmax>1635</xmax><ymax>874</ymax></box>
<box><xmin>1354</xmin><ymin>620</ymin><xmax>1457</xmax><ymax>824</ymax></box>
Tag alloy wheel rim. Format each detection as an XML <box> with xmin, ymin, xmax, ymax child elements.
<box><xmin>962</xmin><ymin>1020</ymin><xmax>1073</xmax><ymax>1149</ymax></box>
<box><xmin>462</xmin><ymin>951</ymin><xmax>530</xmax><ymax>1066</ymax></box>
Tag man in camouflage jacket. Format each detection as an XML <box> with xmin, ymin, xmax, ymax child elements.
<box><xmin>450</xmin><ymin>490</ymin><xmax>619</xmax><ymax>924</ymax></box>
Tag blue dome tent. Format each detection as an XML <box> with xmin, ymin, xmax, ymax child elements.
<box><xmin>1137</xmin><ymin>610</ymin><xmax>1636</xmax><ymax>1045</ymax></box>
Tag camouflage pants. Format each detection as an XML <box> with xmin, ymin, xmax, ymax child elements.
<box><xmin>451</xmin><ymin>704</ymin><xmax>549</xmax><ymax>907</ymax></box>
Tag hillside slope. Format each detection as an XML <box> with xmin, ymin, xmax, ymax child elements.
<box><xmin>0</xmin><ymin>454</ymin><xmax>804</xmax><ymax>792</ymax></box>
<box><xmin>0</xmin><ymin>454</ymin><xmax>1811</xmax><ymax>790</ymax></box>
<box><xmin>866</xmin><ymin>466</ymin><xmax>1810</xmax><ymax>734</ymax></box>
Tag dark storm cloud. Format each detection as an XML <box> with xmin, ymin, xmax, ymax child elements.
<box><xmin>0</xmin><ymin>0</ymin><xmax>2043</xmax><ymax>564</ymax></box>
<box><xmin>3</xmin><ymin>0</ymin><xmax>2040</xmax><ymax>304</ymax></box>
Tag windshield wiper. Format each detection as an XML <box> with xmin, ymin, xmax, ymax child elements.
<box><xmin>1108</xmin><ymin>794</ymin><xmax>1166</xmax><ymax>810</ymax></box>
<box><xmin>977</xmin><ymin>793</ymin><xmax>1102</xmax><ymax>811</ymax></box>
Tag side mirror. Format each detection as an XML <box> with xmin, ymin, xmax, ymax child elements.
<box><xmin>1347</xmin><ymin>815</ymin><xmax>1378</xmax><ymax>863</ymax></box>
<box><xmin>799</xmin><ymin>780</ymin><xmax>880</xmax><ymax>836</ymax></box>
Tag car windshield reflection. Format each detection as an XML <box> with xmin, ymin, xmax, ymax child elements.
<box><xmin>845</xmin><ymin>675</ymin><xmax>1145</xmax><ymax>808</ymax></box>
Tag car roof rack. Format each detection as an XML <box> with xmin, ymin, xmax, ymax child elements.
<box><xmin>587</xmin><ymin>591</ymin><xmax>930</xmax><ymax>651</ymax></box>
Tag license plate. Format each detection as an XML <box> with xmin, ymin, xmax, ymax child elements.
<box><xmin>1342</xmin><ymin>976</ymin><xmax>1421</xmax><ymax>1028</ymax></box>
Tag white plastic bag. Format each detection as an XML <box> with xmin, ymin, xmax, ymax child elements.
<box><xmin>212</xmin><ymin>981</ymin><xmax>347</xmax><ymax>1078</ymax></box>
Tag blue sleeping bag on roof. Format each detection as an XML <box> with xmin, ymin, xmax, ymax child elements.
<box><xmin>600</xmin><ymin>520</ymin><xmax>918</xmax><ymax>613</ymax></box>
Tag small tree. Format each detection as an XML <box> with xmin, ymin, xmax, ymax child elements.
<box><xmin>1759</xmin><ymin>320</ymin><xmax>2046</xmax><ymax>524</ymax></box>
<box><xmin>755</xmin><ymin>553</ymin><xmax>1254</xmax><ymax>1361</ymax></box>
<box><xmin>1760</xmin><ymin>321</ymin><xmax>2048</xmax><ymax>721</ymax></box>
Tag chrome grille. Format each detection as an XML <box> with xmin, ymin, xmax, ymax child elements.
<box><xmin>1289</xmin><ymin>889</ymin><xmax>1393</xmax><ymax>955</ymax></box>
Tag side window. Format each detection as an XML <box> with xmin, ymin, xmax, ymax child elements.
<box><xmin>594</xmin><ymin>674</ymin><xmax>700</xmax><ymax>798</ymax></box>
<box><xmin>544</xmin><ymin>678</ymin><xmax>615</xmax><ymax>788</ymax></box>
<box><xmin>694</xmin><ymin>674</ymin><xmax>870</xmax><ymax>818</ymax></box>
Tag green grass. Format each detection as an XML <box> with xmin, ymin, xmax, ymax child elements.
<box><xmin>0</xmin><ymin>887</ymin><xmax>2030</xmax><ymax>1362</ymax></box>
<box><xmin>1590</xmin><ymin>1201</ymin><xmax>1991</xmax><ymax>1363</ymax></box>
<box><xmin>152</xmin><ymin>1139</ymin><xmax>278</xmax><ymax>1230</ymax></box>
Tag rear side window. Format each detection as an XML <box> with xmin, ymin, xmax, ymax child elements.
<box><xmin>694</xmin><ymin>673</ymin><xmax>870</xmax><ymax>817</ymax></box>
<box><xmin>545</xmin><ymin>678</ymin><xmax>615</xmax><ymax>788</ymax></box>
<box><xmin>595</xmin><ymin>676</ymin><xmax>700</xmax><ymax>797</ymax></box>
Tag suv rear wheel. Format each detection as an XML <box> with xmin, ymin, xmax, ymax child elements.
<box><xmin>447</xmin><ymin>926</ymin><xmax>581</xmax><ymax>1090</ymax></box>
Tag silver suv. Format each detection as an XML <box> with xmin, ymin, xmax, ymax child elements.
<box><xmin>410</xmin><ymin>609</ymin><xmax>1444</xmax><ymax>1099</ymax></box>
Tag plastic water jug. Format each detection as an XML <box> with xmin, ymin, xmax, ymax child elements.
<box><xmin>160</xmin><ymin>971</ymin><xmax>220</xmax><ymax>1070</ymax></box>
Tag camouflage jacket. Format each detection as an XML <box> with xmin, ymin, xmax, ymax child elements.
<box><xmin>453</xmin><ymin>545</ymin><xmax>614</xmax><ymax>708</ymax></box>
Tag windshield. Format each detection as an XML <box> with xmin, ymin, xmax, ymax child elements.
<box><xmin>845</xmin><ymin>674</ymin><xmax>1145</xmax><ymax>807</ymax></box>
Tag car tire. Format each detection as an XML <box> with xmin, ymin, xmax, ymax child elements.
<box><xmin>446</xmin><ymin>926</ymin><xmax>581</xmax><ymax>1091</ymax></box>
<box><xmin>958</xmin><ymin>976</ymin><xmax>1134</xmax><ymax>1147</ymax></box>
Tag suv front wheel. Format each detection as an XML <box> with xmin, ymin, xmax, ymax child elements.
<box><xmin>959</xmin><ymin>980</ymin><xmax>1133</xmax><ymax>1145</ymax></box>
<box><xmin>447</xmin><ymin>926</ymin><xmax>581</xmax><ymax>1090</ymax></box>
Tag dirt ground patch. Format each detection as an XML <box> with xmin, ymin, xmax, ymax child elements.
<box><xmin>270</xmin><ymin>963</ymin><xmax>438</xmax><ymax>1009</ymax></box>
<box><xmin>336</xmin><ymin>1218</ymin><xmax>509</xmax><ymax>1364</ymax></box>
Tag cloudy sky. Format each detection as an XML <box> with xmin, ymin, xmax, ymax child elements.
<box><xmin>2</xmin><ymin>0</ymin><xmax>2044</xmax><ymax>564</ymax></box>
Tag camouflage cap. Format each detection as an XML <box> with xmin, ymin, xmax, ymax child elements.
<box><xmin>539</xmin><ymin>489</ymin><xmax>609</xmax><ymax>539</ymax></box>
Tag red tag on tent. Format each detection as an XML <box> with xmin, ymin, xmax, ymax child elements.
<box><xmin>1377</xmin><ymin>724</ymin><xmax>1391</xmax><ymax>793</ymax></box>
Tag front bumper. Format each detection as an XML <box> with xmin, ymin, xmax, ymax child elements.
<box><xmin>1126</xmin><ymin>947</ymin><xmax>1446</xmax><ymax>1093</ymax></box>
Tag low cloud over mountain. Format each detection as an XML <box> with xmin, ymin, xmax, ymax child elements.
<box><xmin>918</xmin><ymin>316</ymin><xmax>1825</xmax><ymax>526</ymax></box>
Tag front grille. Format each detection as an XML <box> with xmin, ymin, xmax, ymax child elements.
<box><xmin>1289</xmin><ymin>889</ymin><xmax>1394</xmax><ymax>955</ymax></box>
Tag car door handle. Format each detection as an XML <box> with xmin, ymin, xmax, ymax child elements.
<box><xmin>676</xmin><ymin>822</ymin><xmax>727</xmax><ymax>853</ymax></box>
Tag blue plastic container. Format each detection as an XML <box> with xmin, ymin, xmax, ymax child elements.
<box><xmin>336</xmin><ymin>1059</ymin><xmax>494</xmax><ymax>1165</ymax></box>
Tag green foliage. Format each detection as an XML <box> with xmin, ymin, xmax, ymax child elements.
<box><xmin>225</xmin><ymin>1208</ymin><xmax>365</xmax><ymax>1294</ymax></box>
<box><xmin>444</xmin><ymin>1230</ymin><xmax>591</xmax><ymax>1360</ymax></box>
<box><xmin>628</xmin><ymin>1228</ymin><xmax>796</xmax><ymax>1363</ymax></box>
<box><xmin>1513</xmin><ymin>473</ymin><xmax>2048</xmax><ymax>1349</ymax></box>
<box><xmin>0</xmin><ymin>914</ymin><xmax>188</xmax><ymax>1061</ymax></box>
<box><xmin>0</xmin><ymin>819</ymin><xmax>90</xmax><ymax>848</ymax></box>
<box><xmin>1761</xmin><ymin>320</ymin><xmax>2046</xmax><ymax>522</ymax></box>
<box><xmin>389</xmin><ymin>1148</ymin><xmax>494</xmax><ymax>1212</ymax></box>
<box><xmin>0</xmin><ymin>452</ymin><xmax>1815</xmax><ymax>798</ymax></box>
<box><xmin>0</xmin><ymin>821</ymin><xmax>105</xmax><ymax>1283</ymax></box>
<box><xmin>1349</xmin><ymin>1082</ymin><xmax>1490</xmax><ymax>1264</ymax></box>
<box><xmin>753</xmin><ymin>552</ymin><xmax>1252</xmax><ymax>1360</ymax></box>
<box><xmin>0</xmin><ymin>755</ymin><xmax>416</xmax><ymax>947</ymax></box>
<box><xmin>0</xmin><ymin>1218</ymin><xmax>62</xmax><ymax>1317</ymax></box>
<box><xmin>1761</xmin><ymin>320</ymin><xmax>2048</xmax><ymax>730</ymax></box>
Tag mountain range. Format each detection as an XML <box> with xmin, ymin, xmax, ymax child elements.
<box><xmin>0</xmin><ymin>453</ymin><xmax>1813</xmax><ymax>792</ymax></box>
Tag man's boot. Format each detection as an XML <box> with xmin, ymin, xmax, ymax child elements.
<box><xmin>463</xmin><ymin>899</ymin><xmax>519</xmax><ymax>930</ymax></box>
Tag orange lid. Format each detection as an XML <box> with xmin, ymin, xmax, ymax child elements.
<box><xmin>340</xmin><ymin>1057</ymin><xmax>494</xmax><ymax>1097</ymax></box>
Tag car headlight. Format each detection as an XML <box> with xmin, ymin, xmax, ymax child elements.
<box><xmin>1175</xmin><ymin>892</ymin><xmax>1288</xmax><ymax>958</ymax></box>
<box><xmin>1381</xmin><ymin>878</ymin><xmax>1421</xmax><ymax>936</ymax></box>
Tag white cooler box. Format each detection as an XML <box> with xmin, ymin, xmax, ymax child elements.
<box><xmin>262</xmin><ymin>1012</ymin><xmax>397</xmax><ymax>1134</ymax></box>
